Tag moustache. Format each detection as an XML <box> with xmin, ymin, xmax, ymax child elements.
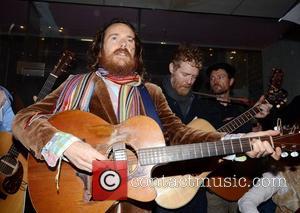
<box><xmin>113</xmin><ymin>48</ymin><xmax>131</xmax><ymax>57</ymax></box>
<box><xmin>212</xmin><ymin>84</ymin><xmax>221</xmax><ymax>87</ymax></box>
<box><xmin>182</xmin><ymin>85</ymin><xmax>192</xmax><ymax>89</ymax></box>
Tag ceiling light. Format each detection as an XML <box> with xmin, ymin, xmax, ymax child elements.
<box><xmin>20</xmin><ymin>25</ymin><xmax>24</xmax><ymax>29</ymax></box>
<box><xmin>80</xmin><ymin>38</ymin><xmax>93</xmax><ymax>42</ymax></box>
<box><xmin>48</xmin><ymin>26</ymin><xmax>51</xmax><ymax>29</ymax></box>
<box><xmin>58</xmin><ymin>29</ymin><xmax>63</xmax><ymax>33</ymax></box>
<box><xmin>160</xmin><ymin>41</ymin><xmax>166</xmax><ymax>45</ymax></box>
<box><xmin>231</xmin><ymin>51</ymin><xmax>236</xmax><ymax>54</ymax></box>
<box><xmin>229</xmin><ymin>56</ymin><xmax>234</xmax><ymax>60</ymax></box>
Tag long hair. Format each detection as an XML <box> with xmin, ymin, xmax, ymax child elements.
<box><xmin>87</xmin><ymin>19</ymin><xmax>145</xmax><ymax>76</ymax></box>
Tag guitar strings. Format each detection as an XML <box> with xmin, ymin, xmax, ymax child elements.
<box><xmin>108</xmin><ymin>133</ymin><xmax>300</xmax><ymax>164</ymax></box>
<box><xmin>130</xmin><ymin>134</ymin><xmax>299</xmax><ymax>163</ymax></box>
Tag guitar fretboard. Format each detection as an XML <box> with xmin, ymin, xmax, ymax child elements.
<box><xmin>8</xmin><ymin>143</ymin><xmax>20</xmax><ymax>158</ymax></box>
<box><xmin>138</xmin><ymin>136</ymin><xmax>271</xmax><ymax>166</ymax></box>
<box><xmin>217</xmin><ymin>105</ymin><xmax>261</xmax><ymax>133</ymax></box>
<box><xmin>37</xmin><ymin>74</ymin><xmax>58</xmax><ymax>101</ymax></box>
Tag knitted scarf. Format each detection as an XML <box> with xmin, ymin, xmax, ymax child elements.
<box><xmin>96</xmin><ymin>68</ymin><xmax>144</xmax><ymax>122</ymax></box>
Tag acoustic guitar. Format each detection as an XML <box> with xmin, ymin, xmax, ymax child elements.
<box><xmin>27</xmin><ymin>110</ymin><xmax>300</xmax><ymax>212</ymax></box>
<box><xmin>155</xmin><ymin>68</ymin><xmax>288</xmax><ymax>207</ymax></box>
<box><xmin>34</xmin><ymin>50</ymin><xmax>74</xmax><ymax>102</ymax></box>
<box><xmin>0</xmin><ymin>132</ymin><xmax>28</xmax><ymax>213</ymax></box>
<box><xmin>195</xmin><ymin>68</ymin><xmax>287</xmax><ymax>201</ymax></box>
<box><xmin>0</xmin><ymin>50</ymin><xmax>74</xmax><ymax>213</ymax></box>
<box><xmin>189</xmin><ymin>68</ymin><xmax>287</xmax><ymax>134</ymax></box>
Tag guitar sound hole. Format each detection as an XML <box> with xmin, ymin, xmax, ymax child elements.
<box><xmin>107</xmin><ymin>144</ymin><xmax>138</xmax><ymax>175</ymax></box>
<box><xmin>2</xmin><ymin>161</ymin><xmax>23</xmax><ymax>194</ymax></box>
<box><xmin>0</xmin><ymin>155</ymin><xmax>18</xmax><ymax>175</ymax></box>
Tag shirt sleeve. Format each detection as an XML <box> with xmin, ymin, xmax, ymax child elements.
<box><xmin>238</xmin><ymin>172</ymin><xmax>288</xmax><ymax>213</ymax></box>
<box><xmin>0</xmin><ymin>98</ymin><xmax>15</xmax><ymax>132</ymax></box>
<box><xmin>41</xmin><ymin>132</ymin><xmax>82</xmax><ymax>167</ymax></box>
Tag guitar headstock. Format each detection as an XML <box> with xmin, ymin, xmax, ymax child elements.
<box><xmin>51</xmin><ymin>50</ymin><xmax>75</xmax><ymax>77</ymax></box>
<box><xmin>265</xmin><ymin>68</ymin><xmax>288</xmax><ymax>108</ymax></box>
<box><xmin>273</xmin><ymin>131</ymin><xmax>300</xmax><ymax>158</ymax></box>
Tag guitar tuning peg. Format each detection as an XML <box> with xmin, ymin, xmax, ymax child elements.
<box><xmin>290</xmin><ymin>151</ymin><xmax>299</xmax><ymax>158</ymax></box>
<box><xmin>281</xmin><ymin>152</ymin><xmax>289</xmax><ymax>158</ymax></box>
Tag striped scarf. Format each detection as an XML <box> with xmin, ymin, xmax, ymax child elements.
<box><xmin>96</xmin><ymin>68</ymin><xmax>144</xmax><ymax>122</ymax></box>
<box><xmin>54</xmin><ymin>72</ymin><xmax>94</xmax><ymax>113</ymax></box>
<box><xmin>25</xmin><ymin>73</ymin><xmax>94</xmax><ymax>128</ymax></box>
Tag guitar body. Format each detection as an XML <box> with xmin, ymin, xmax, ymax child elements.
<box><xmin>28</xmin><ymin>110</ymin><xmax>165</xmax><ymax>212</ymax></box>
<box><xmin>155</xmin><ymin>172</ymin><xmax>210</xmax><ymax>209</ymax></box>
<box><xmin>23</xmin><ymin>111</ymin><xmax>300</xmax><ymax>211</ymax></box>
<box><xmin>154</xmin><ymin>119</ymin><xmax>216</xmax><ymax>209</ymax></box>
<box><xmin>155</xmin><ymin>118</ymin><xmax>252</xmax><ymax>209</ymax></box>
<box><xmin>188</xmin><ymin>118</ymin><xmax>216</xmax><ymax>132</ymax></box>
<box><xmin>190</xmin><ymin>119</ymin><xmax>252</xmax><ymax>201</ymax></box>
<box><xmin>0</xmin><ymin>132</ymin><xmax>28</xmax><ymax>213</ymax></box>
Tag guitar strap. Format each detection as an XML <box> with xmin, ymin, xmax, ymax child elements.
<box><xmin>138</xmin><ymin>85</ymin><xmax>163</xmax><ymax>130</ymax></box>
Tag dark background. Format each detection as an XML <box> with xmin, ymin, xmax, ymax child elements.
<box><xmin>1</xmin><ymin>0</ymin><xmax>299</xmax><ymax>108</ymax></box>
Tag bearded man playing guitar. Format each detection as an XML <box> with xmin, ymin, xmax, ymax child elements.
<box><xmin>161</xmin><ymin>46</ymin><xmax>274</xmax><ymax>213</ymax></box>
<box><xmin>12</xmin><ymin>19</ymin><xmax>281</xmax><ymax>213</ymax></box>
<box><xmin>204</xmin><ymin>63</ymin><xmax>275</xmax><ymax>213</ymax></box>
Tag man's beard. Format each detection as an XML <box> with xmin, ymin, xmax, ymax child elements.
<box><xmin>172</xmin><ymin>80</ymin><xmax>191</xmax><ymax>96</ymax></box>
<box><xmin>212</xmin><ymin>87</ymin><xmax>228</xmax><ymax>95</ymax></box>
<box><xmin>99</xmin><ymin>48</ymin><xmax>138</xmax><ymax>76</ymax></box>
<box><xmin>176</xmin><ymin>86</ymin><xmax>191</xmax><ymax>96</ymax></box>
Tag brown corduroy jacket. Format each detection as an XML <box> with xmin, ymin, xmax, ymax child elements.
<box><xmin>12</xmin><ymin>72</ymin><xmax>222</xmax><ymax>212</ymax></box>
<box><xmin>12</xmin><ymin>72</ymin><xmax>221</xmax><ymax>159</ymax></box>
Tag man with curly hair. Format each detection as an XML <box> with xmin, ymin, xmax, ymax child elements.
<box><xmin>158</xmin><ymin>45</ymin><xmax>210</xmax><ymax>213</ymax></box>
<box><xmin>160</xmin><ymin>47</ymin><xmax>273</xmax><ymax>213</ymax></box>
<box><xmin>161</xmin><ymin>44</ymin><xmax>204</xmax><ymax>124</ymax></box>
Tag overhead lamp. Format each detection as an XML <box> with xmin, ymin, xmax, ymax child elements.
<box><xmin>80</xmin><ymin>38</ymin><xmax>93</xmax><ymax>42</ymax></box>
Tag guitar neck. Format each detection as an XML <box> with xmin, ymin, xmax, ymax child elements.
<box><xmin>7</xmin><ymin>143</ymin><xmax>20</xmax><ymax>158</ymax></box>
<box><xmin>217</xmin><ymin>105</ymin><xmax>261</xmax><ymax>133</ymax></box>
<box><xmin>138</xmin><ymin>136</ymin><xmax>271</xmax><ymax>166</ymax></box>
<box><xmin>36</xmin><ymin>73</ymin><xmax>58</xmax><ymax>101</ymax></box>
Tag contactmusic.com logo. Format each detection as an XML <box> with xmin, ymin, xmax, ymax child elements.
<box><xmin>92</xmin><ymin>160</ymin><xmax>128</xmax><ymax>200</ymax></box>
